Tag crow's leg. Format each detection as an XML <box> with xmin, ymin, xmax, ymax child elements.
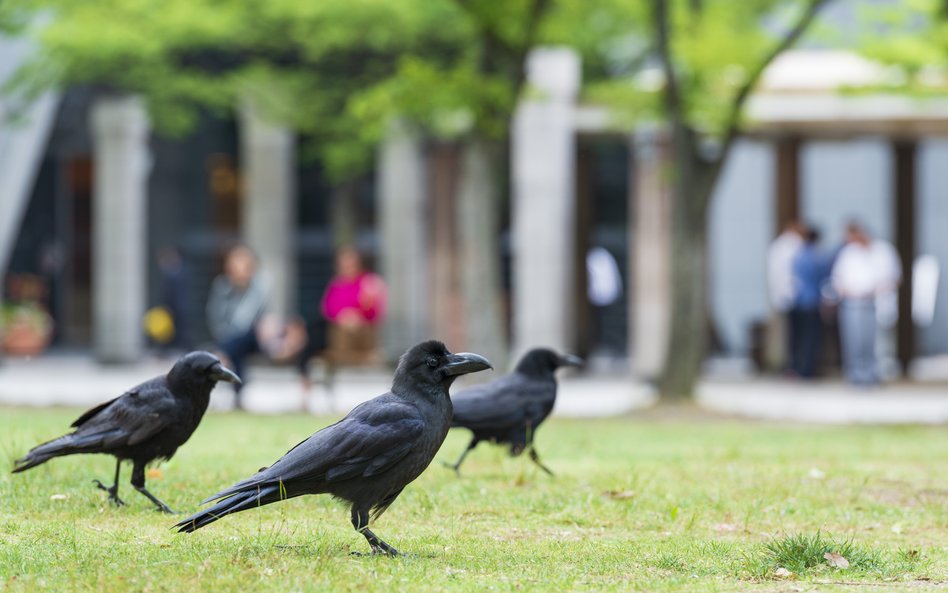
<box><xmin>92</xmin><ymin>459</ymin><xmax>126</xmax><ymax>506</ymax></box>
<box><xmin>528</xmin><ymin>446</ymin><xmax>554</xmax><ymax>476</ymax></box>
<box><xmin>442</xmin><ymin>437</ymin><xmax>479</xmax><ymax>476</ymax></box>
<box><xmin>130</xmin><ymin>462</ymin><xmax>175</xmax><ymax>514</ymax></box>
<box><xmin>351</xmin><ymin>506</ymin><xmax>398</xmax><ymax>556</ymax></box>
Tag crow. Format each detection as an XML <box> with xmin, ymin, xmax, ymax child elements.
<box><xmin>174</xmin><ymin>340</ymin><xmax>491</xmax><ymax>556</ymax></box>
<box><xmin>12</xmin><ymin>351</ymin><xmax>240</xmax><ymax>513</ymax></box>
<box><xmin>446</xmin><ymin>348</ymin><xmax>582</xmax><ymax>476</ymax></box>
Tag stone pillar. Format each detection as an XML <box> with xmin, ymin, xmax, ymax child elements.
<box><xmin>238</xmin><ymin>103</ymin><xmax>296</xmax><ymax>317</ymax></box>
<box><xmin>90</xmin><ymin>96</ymin><xmax>150</xmax><ymax>363</ymax></box>
<box><xmin>378</xmin><ymin>120</ymin><xmax>428</xmax><ymax>361</ymax></box>
<box><xmin>511</xmin><ymin>47</ymin><xmax>581</xmax><ymax>360</ymax></box>
<box><xmin>630</xmin><ymin>129</ymin><xmax>672</xmax><ymax>378</ymax></box>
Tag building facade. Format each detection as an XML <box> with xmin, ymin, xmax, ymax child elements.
<box><xmin>2</xmin><ymin>43</ymin><xmax>947</xmax><ymax>375</ymax></box>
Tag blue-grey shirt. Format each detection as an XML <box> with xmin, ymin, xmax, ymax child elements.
<box><xmin>792</xmin><ymin>245</ymin><xmax>831</xmax><ymax>310</ymax></box>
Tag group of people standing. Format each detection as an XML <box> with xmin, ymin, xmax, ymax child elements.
<box><xmin>768</xmin><ymin>220</ymin><xmax>901</xmax><ymax>386</ymax></box>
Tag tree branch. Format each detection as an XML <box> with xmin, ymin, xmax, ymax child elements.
<box><xmin>452</xmin><ymin>0</ymin><xmax>551</xmax><ymax>88</ymax></box>
<box><xmin>452</xmin><ymin>0</ymin><xmax>519</xmax><ymax>58</ymax></box>
<box><xmin>652</xmin><ymin>0</ymin><xmax>683</xmax><ymax>124</ymax></box>
<box><xmin>720</xmin><ymin>0</ymin><xmax>831</xmax><ymax>151</ymax></box>
<box><xmin>512</xmin><ymin>0</ymin><xmax>552</xmax><ymax>92</ymax></box>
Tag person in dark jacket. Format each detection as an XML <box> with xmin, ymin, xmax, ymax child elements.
<box><xmin>789</xmin><ymin>227</ymin><xmax>831</xmax><ymax>378</ymax></box>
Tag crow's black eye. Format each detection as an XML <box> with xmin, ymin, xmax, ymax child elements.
<box><xmin>426</xmin><ymin>357</ymin><xmax>439</xmax><ymax>368</ymax></box>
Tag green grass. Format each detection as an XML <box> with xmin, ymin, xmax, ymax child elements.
<box><xmin>1</xmin><ymin>406</ymin><xmax>946</xmax><ymax>592</ymax></box>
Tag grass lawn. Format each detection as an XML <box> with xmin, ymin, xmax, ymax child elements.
<box><xmin>1</xmin><ymin>406</ymin><xmax>945</xmax><ymax>592</ymax></box>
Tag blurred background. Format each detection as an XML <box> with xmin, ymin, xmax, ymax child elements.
<box><xmin>1</xmin><ymin>0</ymin><xmax>947</xmax><ymax>411</ymax></box>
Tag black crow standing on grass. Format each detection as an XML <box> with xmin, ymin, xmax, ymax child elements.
<box><xmin>174</xmin><ymin>340</ymin><xmax>491</xmax><ymax>556</ymax></box>
<box><xmin>446</xmin><ymin>348</ymin><xmax>582</xmax><ymax>476</ymax></box>
<box><xmin>12</xmin><ymin>351</ymin><xmax>240</xmax><ymax>513</ymax></box>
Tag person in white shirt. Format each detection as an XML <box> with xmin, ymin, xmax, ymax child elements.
<box><xmin>766</xmin><ymin>220</ymin><xmax>804</xmax><ymax>371</ymax></box>
<box><xmin>831</xmin><ymin>222</ymin><xmax>901</xmax><ymax>386</ymax></box>
<box><xmin>586</xmin><ymin>246</ymin><xmax>623</xmax><ymax>356</ymax></box>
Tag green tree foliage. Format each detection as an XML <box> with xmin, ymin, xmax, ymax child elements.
<box><xmin>5</xmin><ymin>0</ymin><xmax>468</xmax><ymax>182</ymax></box>
<box><xmin>856</xmin><ymin>0</ymin><xmax>947</xmax><ymax>96</ymax></box>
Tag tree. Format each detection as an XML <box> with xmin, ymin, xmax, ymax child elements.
<box><xmin>5</xmin><ymin>0</ymin><xmax>467</xmax><ymax>246</ymax></box>
<box><xmin>646</xmin><ymin>0</ymin><xmax>829</xmax><ymax>398</ymax></box>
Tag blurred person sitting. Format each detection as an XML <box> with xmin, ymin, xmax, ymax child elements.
<box><xmin>789</xmin><ymin>227</ymin><xmax>831</xmax><ymax>379</ymax></box>
<box><xmin>831</xmin><ymin>222</ymin><xmax>901</xmax><ymax>387</ymax></box>
<box><xmin>321</xmin><ymin>246</ymin><xmax>387</xmax><ymax>365</ymax></box>
<box><xmin>206</xmin><ymin>245</ymin><xmax>268</xmax><ymax>409</ymax></box>
<box><xmin>295</xmin><ymin>247</ymin><xmax>387</xmax><ymax>399</ymax></box>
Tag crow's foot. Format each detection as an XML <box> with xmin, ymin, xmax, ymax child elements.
<box><xmin>92</xmin><ymin>479</ymin><xmax>125</xmax><ymax>506</ymax></box>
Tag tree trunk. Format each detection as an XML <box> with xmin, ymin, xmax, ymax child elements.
<box><xmin>456</xmin><ymin>136</ymin><xmax>508</xmax><ymax>367</ymax></box>
<box><xmin>658</xmin><ymin>127</ymin><xmax>718</xmax><ymax>399</ymax></box>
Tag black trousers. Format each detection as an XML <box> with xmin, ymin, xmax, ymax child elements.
<box><xmin>789</xmin><ymin>307</ymin><xmax>823</xmax><ymax>378</ymax></box>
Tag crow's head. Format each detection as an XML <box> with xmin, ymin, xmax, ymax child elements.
<box><xmin>514</xmin><ymin>348</ymin><xmax>583</xmax><ymax>377</ymax></box>
<box><xmin>394</xmin><ymin>340</ymin><xmax>492</xmax><ymax>392</ymax></box>
<box><xmin>168</xmin><ymin>351</ymin><xmax>242</xmax><ymax>391</ymax></box>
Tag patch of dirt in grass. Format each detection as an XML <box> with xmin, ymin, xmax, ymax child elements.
<box><xmin>860</xmin><ymin>479</ymin><xmax>948</xmax><ymax>508</ymax></box>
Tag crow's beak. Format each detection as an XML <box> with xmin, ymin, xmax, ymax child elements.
<box><xmin>441</xmin><ymin>352</ymin><xmax>492</xmax><ymax>377</ymax></box>
<box><xmin>559</xmin><ymin>354</ymin><xmax>584</xmax><ymax>368</ymax></box>
<box><xmin>209</xmin><ymin>363</ymin><xmax>242</xmax><ymax>384</ymax></box>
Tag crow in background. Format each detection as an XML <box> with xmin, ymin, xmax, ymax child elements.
<box><xmin>175</xmin><ymin>340</ymin><xmax>491</xmax><ymax>556</ymax></box>
<box><xmin>13</xmin><ymin>351</ymin><xmax>240</xmax><ymax>513</ymax></box>
<box><xmin>446</xmin><ymin>348</ymin><xmax>582</xmax><ymax>476</ymax></box>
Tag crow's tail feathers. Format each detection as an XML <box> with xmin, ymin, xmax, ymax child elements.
<box><xmin>11</xmin><ymin>434</ymin><xmax>81</xmax><ymax>473</ymax></box>
<box><xmin>174</xmin><ymin>484</ymin><xmax>283</xmax><ymax>533</ymax></box>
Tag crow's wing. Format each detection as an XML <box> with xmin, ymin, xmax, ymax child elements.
<box><xmin>68</xmin><ymin>378</ymin><xmax>179</xmax><ymax>448</ymax></box>
<box><xmin>70</xmin><ymin>397</ymin><xmax>121</xmax><ymax>428</ymax></box>
<box><xmin>204</xmin><ymin>394</ymin><xmax>425</xmax><ymax>503</ymax></box>
<box><xmin>451</xmin><ymin>374</ymin><xmax>554</xmax><ymax>431</ymax></box>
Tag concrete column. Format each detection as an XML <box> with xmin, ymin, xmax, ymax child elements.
<box><xmin>378</xmin><ymin>120</ymin><xmax>428</xmax><ymax>361</ymax></box>
<box><xmin>90</xmin><ymin>96</ymin><xmax>150</xmax><ymax>363</ymax></box>
<box><xmin>511</xmin><ymin>47</ymin><xmax>580</xmax><ymax>360</ymax></box>
<box><xmin>630</xmin><ymin>130</ymin><xmax>672</xmax><ymax>378</ymax></box>
<box><xmin>239</xmin><ymin>103</ymin><xmax>296</xmax><ymax>317</ymax></box>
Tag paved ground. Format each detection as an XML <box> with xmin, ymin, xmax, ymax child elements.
<box><xmin>698</xmin><ymin>379</ymin><xmax>948</xmax><ymax>424</ymax></box>
<box><xmin>1</xmin><ymin>354</ymin><xmax>946</xmax><ymax>423</ymax></box>
<box><xmin>0</xmin><ymin>354</ymin><xmax>655</xmax><ymax>418</ymax></box>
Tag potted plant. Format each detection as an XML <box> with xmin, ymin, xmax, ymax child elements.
<box><xmin>2</xmin><ymin>275</ymin><xmax>54</xmax><ymax>356</ymax></box>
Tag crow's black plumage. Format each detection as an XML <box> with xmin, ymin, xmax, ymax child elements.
<box><xmin>12</xmin><ymin>351</ymin><xmax>240</xmax><ymax>513</ymax></box>
<box><xmin>174</xmin><ymin>340</ymin><xmax>491</xmax><ymax>556</ymax></box>
<box><xmin>446</xmin><ymin>348</ymin><xmax>582</xmax><ymax>476</ymax></box>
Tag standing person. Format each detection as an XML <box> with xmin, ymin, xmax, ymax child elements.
<box><xmin>157</xmin><ymin>246</ymin><xmax>191</xmax><ymax>352</ymax></box>
<box><xmin>789</xmin><ymin>227</ymin><xmax>830</xmax><ymax>378</ymax></box>
<box><xmin>320</xmin><ymin>247</ymin><xmax>387</xmax><ymax>364</ymax></box>
<box><xmin>586</xmin><ymin>245</ymin><xmax>623</xmax><ymax>359</ymax></box>
<box><xmin>766</xmin><ymin>220</ymin><xmax>804</xmax><ymax>372</ymax></box>
<box><xmin>206</xmin><ymin>245</ymin><xmax>268</xmax><ymax>409</ymax></box>
<box><xmin>831</xmin><ymin>222</ymin><xmax>901</xmax><ymax>386</ymax></box>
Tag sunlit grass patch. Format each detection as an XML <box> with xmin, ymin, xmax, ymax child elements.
<box><xmin>1</xmin><ymin>407</ymin><xmax>945</xmax><ymax>593</ymax></box>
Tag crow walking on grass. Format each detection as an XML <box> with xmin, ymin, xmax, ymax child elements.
<box><xmin>174</xmin><ymin>340</ymin><xmax>491</xmax><ymax>556</ymax></box>
<box><xmin>446</xmin><ymin>348</ymin><xmax>582</xmax><ymax>476</ymax></box>
<box><xmin>13</xmin><ymin>351</ymin><xmax>240</xmax><ymax>513</ymax></box>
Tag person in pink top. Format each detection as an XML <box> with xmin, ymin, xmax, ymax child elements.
<box><xmin>297</xmin><ymin>247</ymin><xmax>387</xmax><ymax>395</ymax></box>
<box><xmin>321</xmin><ymin>247</ymin><xmax>386</xmax><ymax>328</ymax></box>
